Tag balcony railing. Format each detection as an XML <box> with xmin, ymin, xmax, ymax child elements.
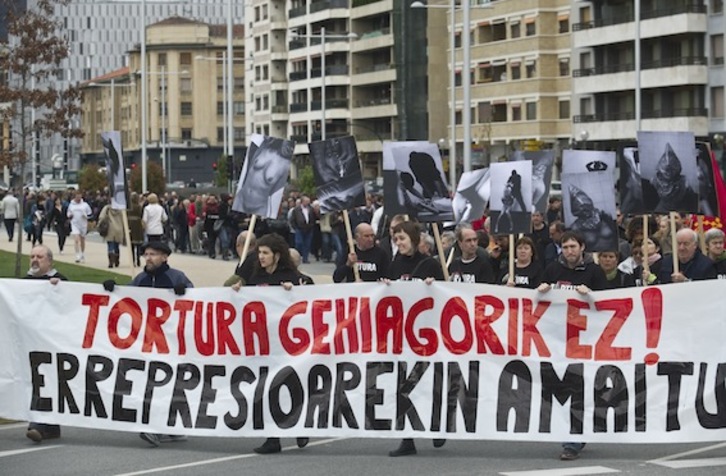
<box><xmin>271</xmin><ymin>105</ymin><xmax>287</xmax><ymax>114</ymax></box>
<box><xmin>310</xmin><ymin>0</ymin><xmax>348</xmax><ymax>12</ymax></box>
<box><xmin>352</xmin><ymin>0</ymin><xmax>382</xmax><ymax>7</ymax></box>
<box><xmin>289</xmin><ymin>39</ymin><xmax>306</xmax><ymax>50</ymax></box>
<box><xmin>290</xmin><ymin>134</ymin><xmax>308</xmax><ymax>143</ymax></box>
<box><xmin>288</xmin><ymin>5</ymin><xmax>306</xmax><ymax>18</ymax></box>
<box><xmin>572</xmin><ymin>3</ymin><xmax>706</xmax><ymax>31</ymax></box>
<box><xmin>310</xmin><ymin>65</ymin><xmax>350</xmax><ymax>78</ymax></box>
<box><xmin>289</xmin><ymin>71</ymin><xmax>308</xmax><ymax>81</ymax></box>
<box><xmin>356</xmin><ymin>63</ymin><xmax>393</xmax><ymax>74</ymax></box>
<box><xmin>290</xmin><ymin>103</ymin><xmax>308</xmax><ymax>113</ymax></box>
<box><xmin>355</xmin><ymin>97</ymin><xmax>392</xmax><ymax>107</ymax></box>
<box><xmin>574</xmin><ymin>107</ymin><xmax>707</xmax><ymax>123</ymax></box>
<box><xmin>572</xmin><ymin>56</ymin><xmax>707</xmax><ymax>77</ymax></box>
<box><xmin>310</xmin><ymin>98</ymin><xmax>350</xmax><ymax>110</ymax></box>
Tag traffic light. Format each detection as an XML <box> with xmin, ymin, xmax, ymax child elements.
<box><xmin>212</xmin><ymin>162</ymin><xmax>217</xmax><ymax>171</ymax></box>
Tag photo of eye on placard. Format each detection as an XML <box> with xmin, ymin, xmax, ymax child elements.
<box><xmin>617</xmin><ymin>142</ymin><xmax>645</xmax><ymax>216</ymax></box>
<box><xmin>511</xmin><ymin>149</ymin><xmax>553</xmax><ymax>215</ymax></box>
<box><xmin>562</xmin><ymin>149</ymin><xmax>616</xmax><ymax>176</ymax></box>
<box><xmin>638</xmin><ymin>131</ymin><xmax>698</xmax><ymax>214</ymax></box>
<box><xmin>452</xmin><ymin>167</ymin><xmax>490</xmax><ymax>224</ymax></box>
<box><xmin>232</xmin><ymin>134</ymin><xmax>294</xmax><ymax>218</ymax></box>
<box><xmin>382</xmin><ymin>141</ymin><xmax>454</xmax><ymax>222</ymax></box>
<box><xmin>489</xmin><ymin>161</ymin><xmax>532</xmax><ymax>235</ymax></box>
<box><xmin>101</xmin><ymin>131</ymin><xmax>128</xmax><ymax>210</ymax></box>
<box><xmin>562</xmin><ymin>171</ymin><xmax>618</xmax><ymax>252</ymax></box>
<box><xmin>309</xmin><ymin>136</ymin><xmax>366</xmax><ymax>213</ymax></box>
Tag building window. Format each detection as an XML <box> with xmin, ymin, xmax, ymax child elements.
<box><xmin>712</xmin><ymin>34</ymin><xmax>724</xmax><ymax>65</ymax></box>
<box><xmin>558</xmin><ymin>16</ymin><xmax>569</xmax><ymax>33</ymax></box>
<box><xmin>181</xmin><ymin>129</ymin><xmax>192</xmax><ymax>140</ymax></box>
<box><xmin>181</xmin><ymin>102</ymin><xmax>192</xmax><ymax>115</ymax></box>
<box><xmin>455</xmin><ymin>71</ymin><xmax>462</xmax><ymax>86</ymax></box>
<box><xmin>180</xmin><ymin>78</ymin><xmax>192</xmax><ymax>93</ymax></box>
<box><xmin>559</xmin><ymin>100</ymin><xmax>570</xmax><ymax>119</ymax></box>
<box><xmin>713</xmin><ymin>0</ymin><xmax>723</xmax><ymax>14</ymax></box>
<box><xmin>559</xmin><ymin>58</ymin><xmax>570</xmax><ymax>76</ymax></box>
<box><xmin>712</xmin><ymin>87</ymin><xmax>724</xmax><ymax>117</ymax></box>
<box><xmin>217</xmin><ymin>127</ymin><xmax>224</xmax><ymax>142</ymax></box>
<box><xmin>512</xmin><ymin>104</ymin><xmax>521</xmax><ymax>121</ymax></box>
<box><xmin>526</xmin><ymin>102</ymin><xmax>537</xmax><ymax>120</ymax></box>
<box><xmin>454</xmin><ymin>32</ymin><xmax>461</xmax><ymax>48</ymax></box>
<box><xmin>511</xmin><ymin>63</ymin><xmax>521</xmax><ymax>80</ymax></box>
<box><xmin>525</xmin><ymin>19</ymin><xmax>536</xmax><ymax>36</ymax></box>
<box><xmin>510</xmin><ymin>22</ymin><xmax>520</xmax><ymax>39</ymax></box>
<box><xmin>180</xmin><ymin>53</ymin><xmax>192</xmax><ymax>65</ymax></box>
<box><xmin>234</xmin><ymin>101</ymin><xmax>245</xmax><ymax>115</ymax></box>
<box><xmin>158</xmin><ymin>53</ymin><xmax>167</xmax><ymax>67</ymax></box>
<box><xmin>526</xmin><ymin>61</ymin><xmax>536</xmax><ymax>78</ymax></box>
<box><xmin>217</xmin><ymin>102</ymin><xmax>224</xmax><ymax>116</ymax></box>
<box><xmin>234</xmin><ymin>128</ymin><xmax>246</xmax><ymax>141</ymax></box>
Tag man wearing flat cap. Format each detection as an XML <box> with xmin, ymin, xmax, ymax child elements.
<box><xmin>102</xmin><ymin>240</ymin><xmax>193</xmax><ymax>447</ymax></box>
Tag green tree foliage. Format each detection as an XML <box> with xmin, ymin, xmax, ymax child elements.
<box><xmin>78</xmin><ymin>163</ymin><xmax>107</xmax><ymax>193</ymax></box>
<box><xmin>0</xmin><ymin>0</ymin><xmax>82</xmax><ymax>277</ymax></box>
<box><xmin>215</xmin><ymin>154</ymin><xmax>228</xmax><ymax>187</ymax></box>
<box><xmin>292</xmin><ymin>164</ymin><xmax>317</xmax><ymax>197</ymax></box>
<box><xmin>129</xmin><ymin>160</ymin><xmax>165</xmax><ymax>195</ymax></box>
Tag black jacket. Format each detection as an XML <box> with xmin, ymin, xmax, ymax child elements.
<box><xmin>333</xmin><ymin>245</ymin><xmax>389</xmax><ymax>283</ymax></box>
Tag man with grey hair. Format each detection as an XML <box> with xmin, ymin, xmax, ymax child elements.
<box><xmin>333</xmin><ymin>222</ymin><xmax>388</xmax><ymax>282</ymax></box>
<box><xmin>704</xmin><ymin>227</ymin><xmax>726</xmax><ymax>278</ymax></box>
<box><xmin>654</xmin><ymin>228</ymin><xmax>716</xmax><ymax>283</ymax></box>
<box><xmin>418</xmin><ymin>232</ymin><xmax>435</xmax><ymax>256</ymax></box>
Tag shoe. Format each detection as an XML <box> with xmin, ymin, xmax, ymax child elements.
<box><xmin>26</xmin><ymin>428</ymin><xmax>43</xmax><ymax>442</ymax></box>
<box><xmin>140</xmin><ymin>432</ymin><xmax>161</xmax><ymax>447</ymax></box>
<box><xmin>254</xmin><ymin>438</ymin><xmax>282</xmax><ymax>454</ymax></box>
<box><xmin>159</xmin><ymin>435</ymin><xmax>187</xmax><ymax>443</ymax></box>
<box><xmin>560</xmin><ymin>447</ymin><xmax>580</xmax><ymax>461</ymax></box>
<box><xmin>296</xmin><ymin>437</ymin><xmax>309</xmax><ymax>448</ymax></box>
<box><xmin>389</xmin><ymin>439</ymin><xmax>417</xmax><ymax>457</ymax></box>
<box><xmin>80</xmin><ymin>254</ymin><xmax>85</xmax><ymax>263</ymax></box>
<box><xmin>433</xmin><ymin>439</ymin><xmax>446</xmax><ymax>448</ymax></box>
<box><xmin>75</xmin><ymin>254</ymin><xmax>81</xmax><ymax>263</ymax></box>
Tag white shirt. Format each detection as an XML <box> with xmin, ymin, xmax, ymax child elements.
<box><xmin>67</xmin><ymin>200</ymin><xmax>92</xmax><ymax>235</ymax></box>
<box><xmin>1</xmin><ymin>194</ymin><xmax>20</xmax><ymax>219</ymax></box>
<box><xmin>142</xmin><ymin>203</ymin><xmax>168</xmax><ymax>235</ymax></box>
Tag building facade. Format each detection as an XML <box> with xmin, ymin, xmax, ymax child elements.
<box><xmin>80</xmin><ymin>18</ymin><xmax>245</xmax><ymax>185</ymax></box>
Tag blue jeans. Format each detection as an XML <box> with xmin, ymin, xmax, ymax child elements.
<box><xmin>106</xmin><ymin>241</ymin><xmax>120</xmax><ymax>254</ymax></box>
<box><xmin>295</xmin><ymin>229</ymin><xmax>313</xmax><ymax>262</ymax></box>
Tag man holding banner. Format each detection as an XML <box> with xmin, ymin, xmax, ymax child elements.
<box><xmin>333</xmin><ymin>223</ymin><xmax>388</xmax><ymax>283</ymax></box>
<box><xmin>654</xmin><ymin>228</ymin><xmax>716</xmax><ymax>284</ymax></box>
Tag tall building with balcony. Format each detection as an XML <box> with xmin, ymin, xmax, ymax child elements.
<box><xmin>571</xmin><ymin>1</ymin><xmax>709</xmax><ymax>149</ymax></box>
<box><xmin>80</xmin><ymin>18</ymin><xmax>245</xmax><ymax>184</ymax></box>
<box><xmin>438</xmin><ymin>0</ymin><xmax>573</xmax><ymax>169</ymax></box>
<box><xmin>245</xmin><ymin>0</ymin><xmax>430</xmax><ymax>178</ymax></box>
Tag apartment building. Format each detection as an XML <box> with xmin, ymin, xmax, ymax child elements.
<box><xmin>437</xmin><ymin>0</ymin><xmax>572</xmax><ymax>169</ymax></box>
<box><xmin>571</xmin><ymin>0</ymin><xmax>709</xmax><ymax>150</ymax></box>
<box><xmin>80</xmin><ymin>18</ymin><xmax>245</xmax><ymax>184</ymax></box>
<box><xmin>245</xmin><ymin>0</ymin><xmax>429</xmax><ymax>178</ymax></box>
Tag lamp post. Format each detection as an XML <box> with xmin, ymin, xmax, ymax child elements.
<box><xmin>411</xmin><ymin>0</ymin><xmax>492</xmax><ymax>182</ymax></box>
<box><xmin>141</xmin><ymin>0</ymin><xmax>148</xmax><ymax>192</ymax></box>
<box><xmin>196</xmin><ymin>53</ymin><xmax>231</xmax><ymax>171</ymax></box>
<box><xmin>294</xmin><ymin>28</ymin><xmax>357</xmax><ymax>141</ymax></box>
<box><xmin>226</xmin><ymin>0</ymin><xmax>234</xmax><ymax>162</ymax></box>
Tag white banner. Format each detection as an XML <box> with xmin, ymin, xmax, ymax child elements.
<box><xmin>1</xmin><ymin>279</ymin><xmax>726</xmax><ymax>442</ymax></box>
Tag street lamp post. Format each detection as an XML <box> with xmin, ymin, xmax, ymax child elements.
<box><xmin>226</xmin><ymin>0</ymin><xmax>234</xmax><ymax>161</ymax></box>
<box><xmin>294</xmin><ymin>28</ymin><xmax>357</xmax><ymax>142</ymax></box>
<box><xmin>141</xmin><ymin>0</ymin><xmax>148</xmax><ymax>192</ymax></box>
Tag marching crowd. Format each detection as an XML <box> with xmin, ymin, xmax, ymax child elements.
<box><xmin>3</xmin><ymin>185</ymin><xmax>726</xmax><ymax>460</ymax></box>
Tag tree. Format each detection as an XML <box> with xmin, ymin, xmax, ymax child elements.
<box><xmin>215</xmin><ymin>154</ymin><xmax>228</xmax><ymax>187</ymax></box>
<box><xmin>129</xmin><ymin>161</ymin><xmax>166</xmax><ymax>195</ymax></box>
<box><xmin>291</xmin><ymin>164</ymin><xmax>316</xmax><ymax>197</ymax></box>
<box><xmin>78</xmin><ymin>163</ymin><xmax>107</xmax><ymax>193</ymax></box>
<box><xmin>0</xmin><ymin>0</ymin><xmax>82</xmax><ymax>277</ymax></box>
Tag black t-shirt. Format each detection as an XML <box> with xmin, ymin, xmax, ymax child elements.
<box><xmin>542</xmin><ymin>257</ymin><xmax>608</xmax><ymax>291</ymax></box>
<box><xmin>234</xmin><ymin>251</ymin><xmax>257</xmax><ymax>284</ymax></box>
<box><xmin>333</xmin><ymin>245</ymin><xmax>389</xmax><ymax>282</ymax></box>
<box><xmin>246</xmin><ymin>267</ymin><xmax>302</xmax><ymax>286</ymax></box>
<box><xmin>602</xmin><ymin>269</ymin><xmax>636</xmax><ymax>289</ymax></box>
<box><xmin>715</xmin><ymin>259</ymin><xmax>726</xmax><ymax>280</ymax></box>
<box><xmin>387</xmin><ymin>251</ymin><xmax>444</xmax><ymax>281</ymax></box>
<box><xmin>448</xmin><ymin>255</ymin><xmax>495</xmax><ymax>284</ymax></box>
<box><xmin>510</xmin><ymin>260</ymin><xmax>543</xmax><ymax>289</ymax></box>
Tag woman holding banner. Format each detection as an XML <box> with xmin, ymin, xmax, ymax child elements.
<box><xmin>233</xmin><ymin>233</ymin><xmax>309</xmax><ymax>454</ymax></box>
<box><xmin>384</xmin><ymin>221</ymin><xmax>445</xmax><ymax>457</ymax></box>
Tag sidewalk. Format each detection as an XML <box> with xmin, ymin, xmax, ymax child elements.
<box><xmin>0</xmin><ymin>227</ymin><xmax>335</xmax><ymax>286</ymax></box>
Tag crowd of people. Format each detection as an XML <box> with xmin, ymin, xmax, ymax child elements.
<box><xmin>4</xmin><ymin>185</ymin><xmax>726</xmax><ymax>460</ymax></box>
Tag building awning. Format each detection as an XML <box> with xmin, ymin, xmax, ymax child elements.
<box><xmin>524</xmin><ymin>17</ymin><xmax>536</xmax><ymax>24</ymax></box>
<box><xmin>478</xmin><ymin>62</ymin><xmax>491</xmax><ymax>68</ymax></box>
<box><xmin>478</xmin><ymin>20</ymin><xmax>490</xmax><ymax>27</ymax></box>
<box><xmin>510</xmin><ymin>60</ymin><xmax>521</xmax><ymax>67</ymax></box>
<box><xmin>558</xmin><ymin>13</ymin><xmax>570</xmax><ymax>21</ymax></box>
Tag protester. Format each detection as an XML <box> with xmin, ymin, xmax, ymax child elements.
<box><xmin>655</xmin><ymin>227</ymin><xmax>716</xmax><ymax>283</ymax></box>
<box><xmin>504</xmin><ymin>236</ymin><xmax>543</xmax><ymax>288</ymax></box>
<box><xmin>537</xmin><ymin>231</ymin><xmax>607</xmax><ymax>461</ymax></box>
<box><xmin>704</xmin><ymin>228</ymin><xmax>726</xmax><ymax>278</ymax></box>
<box><xmin>1</xmin><ymin>188</ymin><xmax>20</xmax><ymax>242</ymax></box>
<box><xmin>224</xmin><ymin>230</ymin><xmax>257</xmax><ymax>286</ymax></box>
<box><xmin>632</xmin><ymin>236</ymin><xmax>663</xmax><ymax>286</ymax></box>
<box><xmin>102</xmin><ymin>241</ymin><xmax>192</xmax><ymax>447</ymax></box>
<box><xmin>66</xmin><ymin>191</ymin><xmax>93</xmax><ymax>263</ymax></box>
<box><xmin>333</xmin><ymin>223</ymin><xmax>388</xmax><ymax>282</ymax></box>
<box><xmin>232</xmin><ymin>233</ymin><xmax>309</xmax><ymax>454</ymax></box>
<box><xmin>98</xmin><ymin>202</ymin><xmax>124</xmax><ymax>268</ymax></box>
<box><xmin>48</xmin><ymin>196</ymin><xmax>69</xmax><ymax>254</ymax></box>
<box><xmin>448</xmin><ymin>223</ymin><xmax>495</xmax><ymax>284</ymax></box>
<box><xmin>141</xmin><ymin>193</ymin><xmax>168</xmax><ymax>243</ymax></box>
<box><xmin>598</xmin><ymin>250</ymin><xmax>635</xmax><ymax>289</ymax></box>
<box><xmin>23</xmin><ymin>245</ymin><xmax>67</xmax><ymax>442</ymax></box>
<box><xmin>290</xmin><ymin>195</ymin><xmax>316</xmax><ymax>263</ymax></box>
<box><xmin>385</xmin><ymin>220</ymin><xmax>445</xmax><ymax>457</ymax></box>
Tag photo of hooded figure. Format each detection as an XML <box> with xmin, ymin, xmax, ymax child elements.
<box><xmin>696</xmin><ymin>141</ymin><xmax>719</xmax><ymax>217</ymax></box>
<box><xmin>309</xmin><ymin>136</ymin><xmax>366</xmax><ymax>213</ymax></box>
<box><xmin>562</xmin><ymin>171</ymin><xmax>618</xmax><ymax>252</ymax></box>
<box><xmin>489</xmin><ymin>161</ymin><xmax>532</xmax><ymax>235</ymax></box>
<box><xmin>638</xmin><ymin>131</ymin><xmax>698</xmax><ymax>214</ymax></box>
<box><xmin>382</xmin><ymin>141</ymin><xmax>453</xmax><ymax>222</ymax></box>
<box><xmin>232</xmin><ymin>134</ymin><xmax>294</xmax><ymax>218</ymax></box>
<box><xmin>511</xmin><ymin>149</ymin><xmax>554</xmax><ymax>215</ymax></box>
<box><xmin>101</xmin><ymin>131</ymin><xmax>127</xmax><ymax>210</ymax></box>
<box><xmin>617</xmin><ymin>142</ymin><xmax>645</xmax><ymax>215</ymax></box>
<box><xmin>452</xmin><ymin>167</ymin><xmax>490</xmax><ymax>224</ymax></box>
